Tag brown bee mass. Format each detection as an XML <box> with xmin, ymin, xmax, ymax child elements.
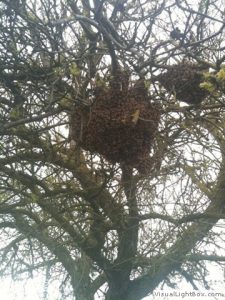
<box><xmin>156</xmin><ymin>62</ymin><xmax>209</xmax><ymax>104</ymax></box>
<box><xmin>70</xmin><ymin>71</ymin><xmax>160</xmax><ymax>174</ymax></box>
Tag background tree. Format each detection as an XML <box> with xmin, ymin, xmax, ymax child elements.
<box><xmin>0</xmin><ymin>0</ymin><xmax>225</xmax><ymax>299</ymax></box>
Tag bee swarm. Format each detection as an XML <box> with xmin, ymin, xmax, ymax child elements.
<box><xmin>157</xmin><ymin>62</ymin><xmax>209</xmax><ymax>104</ymax></box>
<box><xmin>70</xmin><ymin>71</ymin><xmax>160</xmax><ymax>174</ymax></box>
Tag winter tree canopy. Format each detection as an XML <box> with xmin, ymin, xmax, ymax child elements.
<box><xmin>0</xmin><ymin>0</ymin><xmax>225</xmax><ymax>299</ymax></box>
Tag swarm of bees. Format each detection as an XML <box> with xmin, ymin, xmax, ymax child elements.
<box><xmin>70</xmin><ymin>70</ymin><xmax>160</xmax><ymax>174</ymax></box>
<box><xmin>156</xmin><ymin>62</ymin><xmax>209</xmax><ymax>105</ymax></box>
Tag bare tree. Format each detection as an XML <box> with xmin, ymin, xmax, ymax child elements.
<box><xmin>0</xmin><ymin>0</ymin><xmax>225</xmax><ymax>299</ymax></box>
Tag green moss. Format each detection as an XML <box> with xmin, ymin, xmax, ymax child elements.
<box><xmin>216</xmin><ymin>67</ymin><xmax>225</xmax><ymax>81</ymax></box>
<box><xmin>69</xmin><ymin>63</ymin><xmax>80</xmax><ymax>77</ymax></box>
<box><xmin>199</xmin><ymin>81</ymin><xmax>216</xmax><ymax>93</ymax></box>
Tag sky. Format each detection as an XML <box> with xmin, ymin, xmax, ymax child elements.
<box><xmin>0</xmin><ymin>278</ymin><xmax>42</xmax><ymax>300</ymax></box>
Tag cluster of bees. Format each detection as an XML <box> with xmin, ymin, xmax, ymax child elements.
<box><xmin>156</xmin><ymin>62</ymin><xmax>209</xmax><ymax>104</ymax></box>
<box><xmin>70</xmin><ymin>71</ymin><xmax>160</xmax><ymax>174</ymax></box>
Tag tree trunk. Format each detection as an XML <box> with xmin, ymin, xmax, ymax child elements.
<box><xmin>105</xmin><ymin>271</ymin><xmax>130</xmax><ymax>300</ymax></box>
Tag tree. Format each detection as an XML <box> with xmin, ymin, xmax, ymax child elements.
<box><xmin>0</xmin><ymin>0</ymin><xmax>225</xmax><ymax>299</ymax></box>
